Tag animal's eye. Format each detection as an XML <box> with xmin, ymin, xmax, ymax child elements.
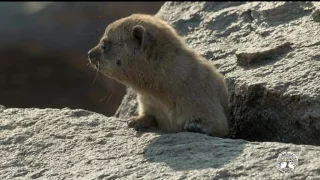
<box><xmin>101</xmin><ymin>41</ymin><xmax>111</xmax><ymax>51</ymax></box>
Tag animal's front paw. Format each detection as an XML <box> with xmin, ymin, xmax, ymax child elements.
<box><xmin>184</xmin><ymin>122</ymin><xmax>209</xmax><ymax>135</ymax></box>
<box><xmin>127</xmin><ymin>117</ymin><xmax>147</xmax><ymax>132</ymax></box>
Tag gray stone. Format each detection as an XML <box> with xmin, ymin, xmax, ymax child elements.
<box><xmin>312</xmin><ymin>9</ymin><xmax>320</xmax><ymax>22</ymax></box>
<box><xmin>1</xmin><ymin>108</ymin><xmax>320</xmax><ymax>179</ymax></box>
<box><xmin>114</xmin><ymin>87</ymin><xmax>139</xmax><ymax>119</ymax></box>
<box><xmin>116</xmin><ymin>1</ymin><xmax>320</xmax><ymax>145</ymax></box>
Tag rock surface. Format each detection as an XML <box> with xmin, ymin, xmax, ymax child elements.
<box><xmin>1</xmin><ymin>107</ymin><xmax>320</xmax><ymax>179</ymax></box>
<box><xmin>116</xmin><ymin>1</ymin><xmax>320</xmax><ymax>145</ymax></box>
<box><xmin>114</xmin><ymin>88</ymin><xmax>138</xmax><ymax>120</ymax></box>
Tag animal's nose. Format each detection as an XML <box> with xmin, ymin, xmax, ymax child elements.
<box><xmin>88</xmin><ymin>50</ymin><xmax>98</xmax><ymax>63</ymax></box>
<box><xmin>88</xmin><ymin>50</ymin><xmax>93</xmax><ymax>60</ymax></box>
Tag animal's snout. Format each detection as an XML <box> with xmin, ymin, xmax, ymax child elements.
<box><xmin>88</xmin><ymin>49</ymin><xmax>94</xmax><ymax>61</ymax></box>
<box><xmin>87</xmin><ymin>48</ymin><xmax>100</xmax><ymax>64</ymax></box>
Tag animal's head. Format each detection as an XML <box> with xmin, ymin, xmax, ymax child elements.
<box><xmin>88</xmin><ymin>14</ymin><xmax>184</xmax><ymax>85</ymax></box>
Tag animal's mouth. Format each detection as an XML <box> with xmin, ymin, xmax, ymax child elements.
<box><xmin>88</xmin><ymin>48</ymin><xmax>101</xmax><ymax>71</ymax></box>
<box><xmin>88</xmin><ymin>58</ymin><xmax>100</xmax><ymax>71</ymax></box>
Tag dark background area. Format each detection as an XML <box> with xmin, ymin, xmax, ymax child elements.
<box><xmin>0</xmin><ymin>2</ymin><xmax>164</xmax><ymax>116</ymax></box>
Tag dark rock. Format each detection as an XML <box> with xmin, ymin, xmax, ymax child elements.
<box><xmin>312</xmin><ymin>9</ymin><xmax>320</xmax><ymax>22</ymax></box>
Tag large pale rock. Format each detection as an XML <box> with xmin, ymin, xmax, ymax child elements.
<box><xmin>116</xmin><ymin>2</ymin><xmax>320</xmax><ymax>145</ymax></box>
<box><xmin>1</xmin><ymin>107</ymin><xmax>320</xmax><ymax>179</ymax></box>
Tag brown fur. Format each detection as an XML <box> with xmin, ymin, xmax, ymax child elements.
<box><xmin>88</xmin><ymin>14</ymin><xmax>230</xmax><ymax>137</ymax></box>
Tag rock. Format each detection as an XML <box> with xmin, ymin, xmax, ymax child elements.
<box><xmin>116</xmin><ymin>2</ymin><xmax>320</xmax><ymax>145</ymax></box>
<box><xmin>312</xmin><ymin>9</ymin><xmax>320</xmax><ymax>22</ymax></box>
<box><xmin>1</xmin><ymin>108</ymin><xmax>320</xmax><ymax>179</ymax></box>
<box><xmin>114</xmin><ymin>88</ymin><xmax>139</xmax><ymax>119</ymax></box>
<box><xmin>0</xmin><ymin>105</ymin><xmax>5</xmax><ymax>111</ymax></box>
<box><xmin>236</xmin><ymin>42</ymin><xmax>293</xmax><ymax>66</ymax></box>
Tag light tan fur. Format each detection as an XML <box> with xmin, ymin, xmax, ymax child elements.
<box><xmin>88</xmin><ymin>14</ymin><xmax>230</xmax><ymax>137</ymax></box>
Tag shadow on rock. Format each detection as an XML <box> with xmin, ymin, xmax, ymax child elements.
<box><xmin>143</xmin><ymin>132</ymin><xmax>247</xmax><ymax>171</ymax></box>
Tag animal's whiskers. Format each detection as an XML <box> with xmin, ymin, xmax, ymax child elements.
<box><xmin>99</xmin><ymin>92</ymin><xmax>114</xmax><ymax>105</ymax></box>
<box><xmin>90</xmin><ymin>61</ymin><xmax>100</xmax><ymax>87</ymax></box>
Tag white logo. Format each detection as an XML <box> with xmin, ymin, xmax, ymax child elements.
<box><xmin>276</xmin><ymin>151</ymin><xmax>298</xmax><ymax>173</ymax></box>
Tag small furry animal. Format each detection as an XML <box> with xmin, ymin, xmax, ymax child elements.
<box><xmin>88</xmin><ymin>14</ymin><xmax>230</xmax><ymax>137</ymax></box>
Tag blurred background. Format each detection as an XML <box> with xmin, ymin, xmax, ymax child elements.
<box><xmin>0</xmin><ymin>2</ymin><xmax>164</xmax><ymax>116</ymax></box>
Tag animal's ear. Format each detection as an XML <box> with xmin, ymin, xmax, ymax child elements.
<box><xmin>131</xmin><ymin>25</ymin><xmax>156</xmax><ymax>60</ymax></box>
<box><xmin>131</xmin><ymin>25</ymin><xmax>154</xmax><ymax>50</ymax></box>
<box><xmin>131</xmin><ymin>25</ymin><xmax>145</xmax><ymax>46</ymax></box>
